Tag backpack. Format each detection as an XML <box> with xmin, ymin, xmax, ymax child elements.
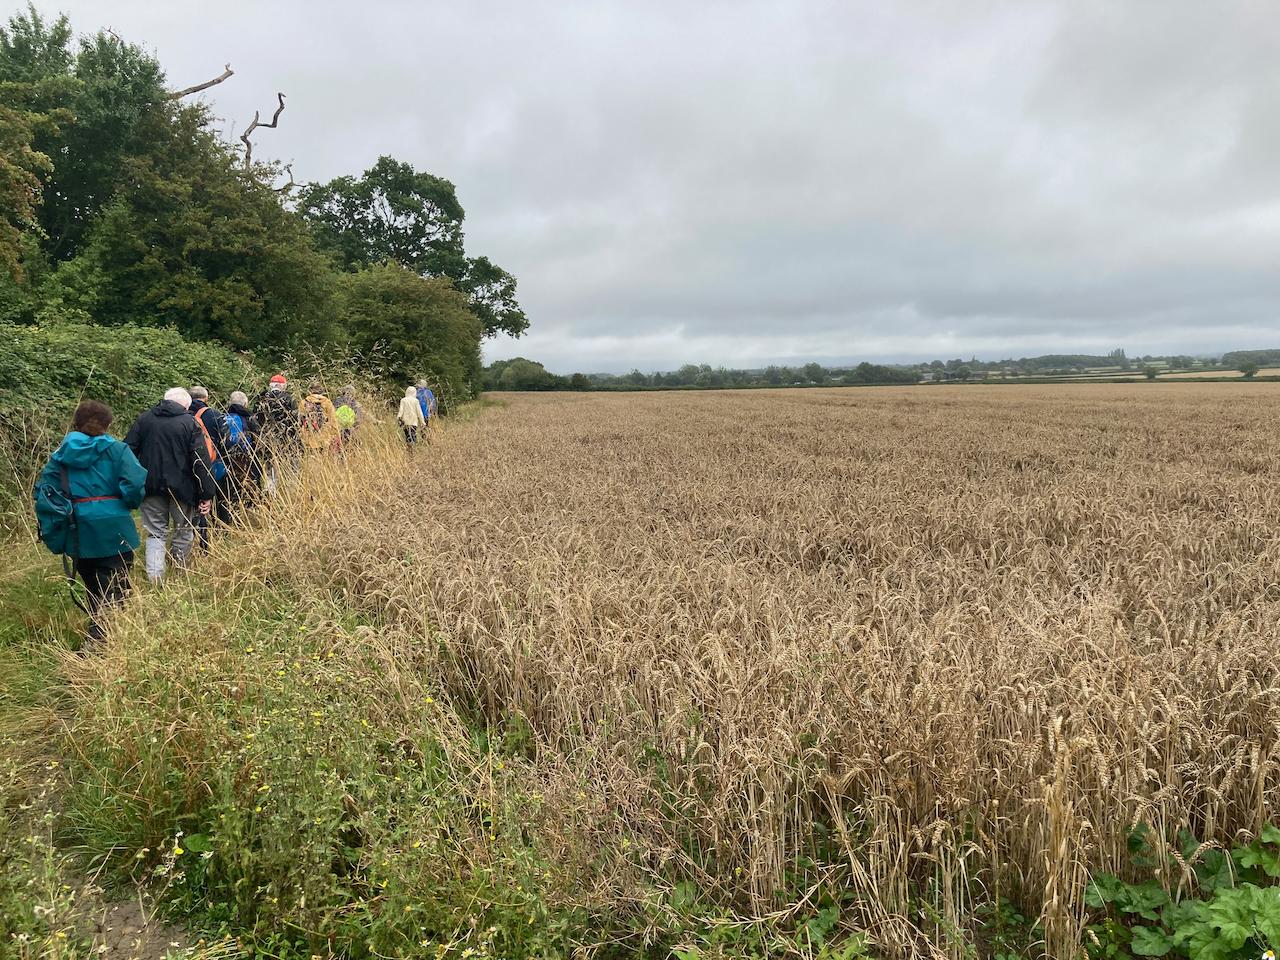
<box><xmin>257</xmin><ymin>391</ymin><xmax>296</xmax><ymax>437</ymax></box>
<box><xmin>225</xmin><ymin>412</ymin><xmax>250</xmax><ymax>455</ymax></box>
<box><xmin>34</xmin><ymin>463</ymin><xmax>75</xmax><ymax>556</ymax></box>
<box><xmin>302</xmin><ymin>398</ymin><xmax>327</xmax><ymax>433</ymax></box>
<box><xmin>335</xmin><ymin>403</ymin><xmax>356</xmax><ymax>430</ymax></box>
<box><xmin>33</xmin><ymin>461</ymin><xmax>93</xmax><ymax>614</ymax></box>
<box><xmin>194</xmin><ymin>408</ymin><xmax>227</xmax><ymax>482</ymax></box>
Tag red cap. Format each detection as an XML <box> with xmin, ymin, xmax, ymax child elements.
<box><xmin>270</xmin><ymin>374</ymin><xmax>287</xmax><ymax>384</ymax></box>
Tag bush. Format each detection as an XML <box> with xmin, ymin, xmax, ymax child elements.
<box><xmin>0</xmin><ymin>320</ymin><xmax>262</xmax><ymax>533</ymax></box>
<box><xmin>338</xmin><ymin>264</ymin><xmax>483</xmax><ymax>409</ymax></box>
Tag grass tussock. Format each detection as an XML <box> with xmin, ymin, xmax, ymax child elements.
<box><xmin>44</xmin><ymin>384</ymin><xmax>1280</xmax><ymax>958</ymax></box>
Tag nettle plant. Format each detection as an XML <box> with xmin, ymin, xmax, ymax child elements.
<box><xmin>1085</xmin><ymin>824</ymin><xmax>1280</xmax><ymax>960</ymax></box>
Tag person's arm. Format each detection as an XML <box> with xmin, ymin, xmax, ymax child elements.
<box><xmin>124</xmin><ymin>416</ymin><xmax>142</xmax><ymax>454</ymax></box>
<box><xmin>116</xmin><ymin>442</ymin><xmax>148</xmax><ymax>509</ymax></box>
<box><xmin>190</xmin><ymin>423</ymin><xmax>217</xmax><ymax>504</ymax></box>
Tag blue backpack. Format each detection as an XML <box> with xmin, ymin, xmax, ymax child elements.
<box><xmin>225</xmin><ymin>412</ymin><xmax>249</xmax><ymax>455</ymax></box>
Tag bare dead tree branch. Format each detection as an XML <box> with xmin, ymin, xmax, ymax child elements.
<box><xmin>240</xmin><ymin>92</ymin><xmax>286</xmax><ymax>167</ymax></box>
<box><xmin>273</xmin><ymin>163</ymin><xmax>296</xmax><ymax>194</ymax></box>
<box><xmin>167</xmin><ymin>63</ymin><xmax>235</xmax><ymax>100</ymax></box>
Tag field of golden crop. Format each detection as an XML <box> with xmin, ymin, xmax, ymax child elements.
<box><xmin>58</xmin><ymin>383</ymin><xmax>1280</xmax><ymax>958</ymax></box>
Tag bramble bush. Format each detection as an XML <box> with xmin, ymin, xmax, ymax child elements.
<box><xmin>0</xmin><ymin>320</ymin><xmax>262</xmax><ymax>534</ymax></box>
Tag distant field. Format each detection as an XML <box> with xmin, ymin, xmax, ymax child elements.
<box><xmin>996</xmin><ymin>367</ymin><xmax>1279</xmax><ymax>380</ymax></box>
<box><xmin>1160</xmin><ymin>366</ymin><xmax>1280</xmax><ymax>378</ymax></box>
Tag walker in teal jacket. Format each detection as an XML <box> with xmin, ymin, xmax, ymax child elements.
<box><xmin>35</xmin><ymin>432</ymin><xmax>147</xmax><ymax>558</ymax></box>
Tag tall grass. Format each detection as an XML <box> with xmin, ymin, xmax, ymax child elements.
<box><xmin>51</xmin><ymin>384</ymin><xmax>1280</xmax><ymax>958</ymax></box>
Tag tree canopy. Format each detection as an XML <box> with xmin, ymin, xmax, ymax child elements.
<box><xmin>299</xmin><ymin>156</ymin><xmax>529</xmax><ymax>339</ymax></box>
<box><xmin>0</xmin><ymin>5</ymin><xmax>528</xmax><ymax>402</ymax></box>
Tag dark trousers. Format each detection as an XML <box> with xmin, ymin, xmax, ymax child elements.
<box><xmin>74</xmin><ymin>550</ymin><xmax>133</xmax><ymax>642</ymax></box>
<box><xmin>402</xmin><ymin>425</ymin><xmax>418</xmax><ymax>445</ymax></box>
<box><xmin>195</xmin><ymin>477</ymin><xmax>235</xmax><ymax>547</ymax></box>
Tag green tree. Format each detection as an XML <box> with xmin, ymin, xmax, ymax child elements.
<box><xmin>501</xmin><ymin>359</ymin><xmax>559</xmax><ymax>390</ymax></box>
<box><xmin>0</xmin><ymin>90</ymin><xmax>57</xmax><ymax>278</ymax></box>
<box><xmin>454</xmin><ymin>254</ymin><xmax>528</xmax><ymax>340</ymax></box>
<box><xmin>673</xmin><ymin>364</ymin><xmax>701</xmax><ymax>386</ymax></box>
<box><xmin>569</xmin><ymin>373</ymin><xmax>590</xmax><ymax>391</ymax></box>
<box><xmin>802</xmin><ymin>362</ymin><xmax>825</xmax><ymax>383</ymax></box>
<box><xmin>299</xmin><ymin>156</ymin><xmax>466</xmax><ymax>278</ymax></box>
<box><xmin>298</xmin><ymin>156</ymin><xmax>528</xmax><ymax>338</ymax></box>
<box><xmin>74</xmin><ymin>105</ymin><xmax>338</xmax><ymax>351</ymax></box>
<box><xmin>1240</xmin><ymin>361</ymin><xmax>1260</xmax><ymax>378</ymax></box>
<box><xmin>339</xmin><ymin>263</ymin><xmax>481</xmax><ymax>403</ymax></box>
<box><xmin>0</xmin><ymin>10</ymin><xmax>169</xmax><ymax>260</ymax></box>
<box><xmin>1142</xmin><ymin>366</ymin><xmax>1158</xmax><ymax>380</ymax></box>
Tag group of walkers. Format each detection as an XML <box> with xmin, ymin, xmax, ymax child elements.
<box><xmin>33</xmin><ymin>374</ymin><xmax>429</xmax><ymax>644</ymax></box>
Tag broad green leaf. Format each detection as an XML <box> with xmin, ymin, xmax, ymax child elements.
<box><xmin>1129</xmin><ymin>925</ymin><xmax>1175</xmax><ymax>957</ymax></box>
<box><xmin>1086</xmin><ymin>874</ymin><xmax>1126</xmax><ymax>907</ymax></box>
<box><xmin>1119</xmin><ymin>882</ymin><xmax>1170</xmax><ymax>921</ymax></box>
<box><xmin>1194</xmin><ymin>850</ymin><xmax>1236</xmax><ymax>892</ymax></box>
<box><xmin>1186</xmin><ymin>925</ymin><xmax>1232</xmax><ymax>960</ymax></box>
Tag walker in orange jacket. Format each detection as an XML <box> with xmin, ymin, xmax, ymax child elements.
<box><xmin>299</xmin><ymin>384</ymin><xmax>340</xmax><ymax>453</ymax></box>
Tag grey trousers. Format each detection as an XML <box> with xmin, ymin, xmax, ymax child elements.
<box><xmin>139</xmin><ymin>494</ymin><xmax>196</xmax><ymax>582</ymax></box>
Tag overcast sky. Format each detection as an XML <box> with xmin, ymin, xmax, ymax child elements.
<box><xmin>31</xmin><ymin>0</ymin><xmax>1280</xmax><ymax>372</ymax></box>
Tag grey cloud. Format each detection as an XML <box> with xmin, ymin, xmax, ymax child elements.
<box><xmin>36</xmin><ymin>0</ymin><xmax>1280</xmax><ymax>372</ymax></box>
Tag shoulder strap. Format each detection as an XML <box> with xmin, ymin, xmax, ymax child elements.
<box><xmin>193</xmin><ymin>410</ymin><xmax>219</xmax><ymax>460</ymax></box>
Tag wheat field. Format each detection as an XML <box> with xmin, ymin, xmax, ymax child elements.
<box><xmin>67</xmin><ymin>383</ymin><xmax>1280</xmax><ymax>957</ymax></box>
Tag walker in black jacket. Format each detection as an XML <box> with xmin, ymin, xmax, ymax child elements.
<box><xmin>124</xmin><ymin>390</ymin><xmax>215</xmax><ymax>581</ymax></box>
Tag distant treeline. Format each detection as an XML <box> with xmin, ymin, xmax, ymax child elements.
<box><xmin>484</xmin><ymin>358</ymin><xmax>920</xmax><ymax>391</ymax></box>
<box><xmin>483</xmin><ymin>348</ymin><xmax>1279</xmax><ymax>393</ymax></box>
<box><xmin>1221</xmin><ymin>349</ymin><xmax>1280</xmax><ymax>369</ymax></box>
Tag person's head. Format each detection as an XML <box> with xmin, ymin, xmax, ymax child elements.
<box><xmin>72</xmin><ymin>400</ymin><xmax>113</xmax><ymax>437</ymax></box>
<box><xmin>229</xmin><ymin>390</ymin><xmax>249</xmax><ymax>407</ymax></box>
<box><xmin>416</xmin><ymin>379</ymin><xmax>426</xmax><ymax>389</ymax></box>
<box><xmin>164</xmin><ymin>386</ymin><xmax>192</xmax><ymax>410</ymax></box>
<box><xmin>308</xmin><ymin>380</ymin><xmax>324</xmax><ymax>395</ymax></box>
<box><xmin>189</xmin><ymin>385</ymin><xmax>209</xmax><ymax>401</ymax></box>
<box><xmin>269</xmin><ymin>373</ymin><xmax>287</xmax><ymax>393</ymax></box>
<box><xmin>405</xmin><ymin>386</ymin><xmax>417</xmax><ymax>397</ymax></box>
<box><xmin>342</xmin><ymin>383</ymin><xmax>355</xmax><ymax>396</ymax></box>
